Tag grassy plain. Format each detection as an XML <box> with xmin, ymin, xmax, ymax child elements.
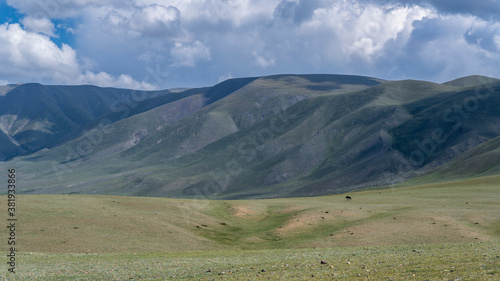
<box><xmin>3</xmin><ymin>242</ymin><xmax>499</xmax><ymax>280</ymax></box>
<box><xmin>1</xmin><ymin>175</ymin><xmax>499</xmax><ymax>279</ymax></box>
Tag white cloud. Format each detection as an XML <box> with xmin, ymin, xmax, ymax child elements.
<box><xmin>0</xmin><ymin>23</ymin><xmax>155</xmax><ymax>89</ymax></box>
<box><xmin>130</xmin><ymin>4</ymin><xmax>180</xmax><ymax>37</ymax></box>
<box><xmin>376</xmin><ymin>14</ymin><xmax>500</xmax><ymax>81</ymax></box>
<box><xmin>136</xmin><ymin>0</ymin><xmax>280</xmax><ymax>26</ymax></box>
<box><xmin>21</xmin><ymin>16</ymin><xmax>57</xmax><ymax>37</ymax></box>
<box><xmin>464</xmin><ymin>21</ymin><xmax>500</xmax><ymax>53</ymax></box>
<box><xmin>495</xmin><ymin>35</ymin><xmax>500</xmax><ymax>50</ymax></box>
<box><xmin>0</xmin><ymin>23</ymin><xmax>78</xmax><ymax>78</ymax></box>
<box><xmin>100</xmin><ymin>4</ymin><xmax>182</xmax><ymax>38</ymax></box>
<box><xmin>6</xmin><ymin>0</ymin><xmax>130</xmax><ymax>19</ymax></box>
<box><xmin>253</xmin><ymin>51</ymin><xmax>276</xmax><ymax>68</ymax></box>
<box><xmin>302</xmin><ymin>2</ymin><xmax>433</xmax><ymax>60</ymax></box>
<box><xmin>77</xmin><ymin>71</ymin><xmax>156</xmax><ymax>90</ymax></box>
<box><xmin>170</xmin><ymin>41</ymin><xmax>211</xmax><ymax>67</ymax></box>
<box><xmin>218</xmin><ymin>72</ymin><xmax>233</xmax><ymax>83</ymax></box>
<box><xmin>100</xmin><ymin>10</ymin><xmax>129</xmax><ymax>35</ymax></box>
<box><xmin>4</xmin><ymin>0</ymin><xmax>500</xmax><ymax>88</ymax></box>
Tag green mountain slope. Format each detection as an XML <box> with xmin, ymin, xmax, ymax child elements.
<box><xmin>0</xmin><ymin>78</ymin><xmax>259</xmax><ymax>161</ymax></box>
<box><xmin>0</xmin><ymin>83</ymin><xmax>174</xmax><ymax>160</ymax></box>
<box><xmin>443</xmin><ymin>75</ymin><xmax>500</xmax><ymax>87</ymax></box>
<box><xmin>2</xmin><ymin>74</ymin><xmax>500</xmax><ymax>199</ymax></box>
<box><xmin>411</xmin><ymin>135</ymin><xmax>500</xmax><ymax>183</ymax></box>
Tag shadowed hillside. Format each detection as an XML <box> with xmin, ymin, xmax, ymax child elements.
<box><xmin>1</xmin><ymin>74</ymin><xmax>500</xmax><ymax>199</ymax></box>
<box><xmin>0</xmin><ymin>78</ymin><xmax>258</xmax><ymax>161</ymax></box>
<box><xmin>0</xmin><ymin>84</ymin><xmax>175</xmax><ymax>160</ymax></box>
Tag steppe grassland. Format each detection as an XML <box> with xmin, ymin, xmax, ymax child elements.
<box><xmin>0</xmin><ymin>175</ymin><xmax>498</xmax><ymax>279</ymax></box>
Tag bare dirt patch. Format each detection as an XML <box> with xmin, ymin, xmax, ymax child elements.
<box><xmin>275</xmin><ymin>212</ymin><xmax>321</xmax><ymax>235</ymax></box>
<box><xmin>231</xmin><ymin>205</ymin><xmax>258</xmax><ymax>217</ymax></box>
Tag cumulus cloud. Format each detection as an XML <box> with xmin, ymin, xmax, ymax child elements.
<box><xmin>376</xmin><ymin>14</ymin><xmax>500</xmax><ymax>81</ymax></box>
<box><xmin>464</xmin><ymin>21</ymin><xmax>500</xmax><ymax>53</ymax></box>
<box><xmin>309</xmin><ymin>2</ymin><xmax>433</xmax><ymax>59</ymax></box>
<box><xmin>0</xmin><ymin>23</ymin><xmax>78</xmax><ymax>79</ymax></box>
<box><xmin>136</xmin><ymin>0</ymin><xmax>279</xmax><ymax>26</ymax></box>
<box><xmin>0</xmin><ymin>23</ymin><xmax>154</xmax><ymax>89</ymax></box>
<box><xmin>100</xmin><ymin>4</ymin><xmax>182</xmax><ymax>38</ymax></box>
<box><xmin>274</xmin><ymin>0</ymin><xmax>332</xmax><ymax>24</ymax></box>
<box><xmin>21</xmin><ymin>16</ymin><xmax>56</xmax><ymax>37</ymax></box>
<box><xmin>78</xmin><ymin>71</ymin><xmax>156</xmax><ymax>90</ymax></box>
<box><xmin>170</xmin><ymin>41</ymin><xmax>211</xmax><ymax>67</ymax></box>
<box><xmin>253</xmin><ymin>51</ymin><xmax>275</xmax><ymax>68</ymax></box>
<box><xmin>422</xmin><ymin>0</ymin><xmax>500</xmax><ymax>20</ymax></box>
<box><xmin>361</xmin><ymin>0</ymin><xmax>500</xmax><ymax>20</ymax></box>
<box><xmin>129</xmin><ymin>4</ymin><xmax>180</xmax><ymax>37</ymax></box>
<box><xmin>3</xmin><ymin>0</ymin><xmax>500</xmax><ymax>88</ymax></box>
<box><xmin>6</xmin><ymin>0</ymin><xmax>130</xmax><ymax>19</ymax></box>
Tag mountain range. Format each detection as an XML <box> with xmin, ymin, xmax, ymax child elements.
<box><xmin>1</xmin><ymin>74</ymin><xmax>499</xmax><ymax>199</ymax></box>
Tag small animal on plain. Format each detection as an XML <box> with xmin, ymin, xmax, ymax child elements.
<box><xmin>345</xmin><ymin>195</ymin><xmax>352</xmax><ymax>200</ymax></box>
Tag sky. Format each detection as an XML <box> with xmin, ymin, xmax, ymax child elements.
<box><xmin>0</xmin><ymin>0</ymin><xmax>500</xmax><ymax>90</ymax></box>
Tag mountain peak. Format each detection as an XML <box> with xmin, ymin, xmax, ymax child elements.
<box><xmin>443</xmin><ymin>75</ymin><xmax>500</xmax><ymax>87</ymax></box>
<box><xmin>2</xmin><ymin>74</ymin><xmax>500</xmax><ymax>199</ymax></box>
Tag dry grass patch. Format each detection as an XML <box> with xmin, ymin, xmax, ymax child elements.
<box><xmin>230</xmin><ymin>205</ymin><xmax>257</xmax><ymax>217</ymax></box>
<box><xmin>13</xmin><ymin>195</ymin><xmax>229</xmax><ymax>253</ymax></box>
<box><xmin>1</xmin><ymin>175</ymin><xmax>498</xmax><ymax>254</ymax></box>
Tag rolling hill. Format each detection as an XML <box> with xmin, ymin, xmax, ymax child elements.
<box><xmin>1</xmin><ymin>74</ymin><xmax>499</xmax><ymax>199</ymax></box>
<box><xmin>2</xmin><ymin>175</ymin><xmax>499</xmax><ymax>280</ymax></box>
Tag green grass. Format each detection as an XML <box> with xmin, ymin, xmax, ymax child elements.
<box><xmin>3</xmin><ymin>175</ymin><xmax>500</xmax><ymax>253</ymax></box>
<box><xmin>0</xmin><ymin>175</ymin><xmax>499</xmax><ymax>279</ymax></box>
<box><xmin>2</xmin><ymin>242</ymin><xmax>499</xmax><ymax>280</ymax></box>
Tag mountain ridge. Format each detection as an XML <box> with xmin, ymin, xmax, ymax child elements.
<box><xmin>1</xmin><ymin>74</ymin><xmax>499</xmax><ymax>199</ymax></box>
